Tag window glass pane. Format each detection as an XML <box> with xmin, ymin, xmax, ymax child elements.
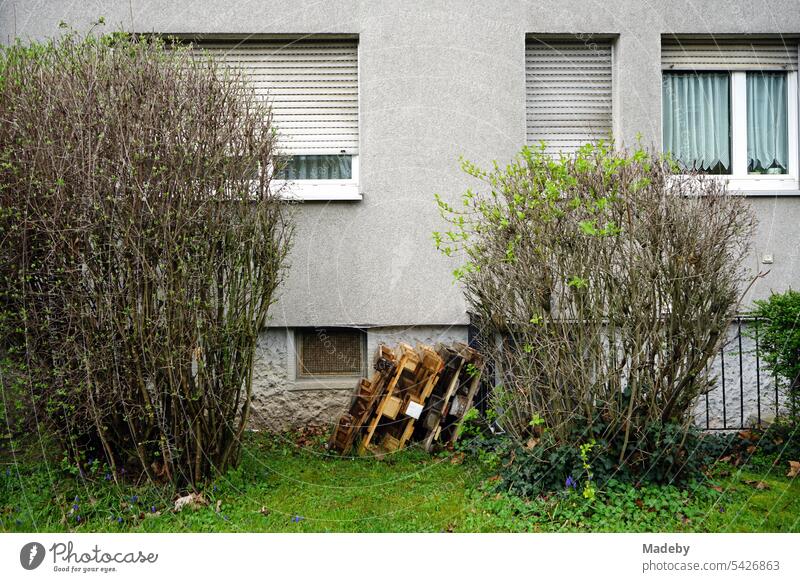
<box><xmin>275</xmin><ymin>154</ymin><xmax>352</xmax><ymax>180</ymax></box>
<box><xmin>662</xmin><ymin>72</ymin><xmax>731</xmax><ymax>174</ymax></box>
<box><xmin>747</xmin><ymin>72</ymin><xmax>788</xmax><ymax>174</ymax></box>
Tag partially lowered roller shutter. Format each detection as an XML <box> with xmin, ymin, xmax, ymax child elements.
<box><xmin>661</xmin><ymin>39</ymin><xmax>798</xmax><ymax>71</ymax></box>
<box><xmin>526</xmin><ymin>39</ymin><xmax>613</xmax><ymax>154</ymax></box>
<box><xmin>196</xmin><ymin>40</ymin><xmax>359</xmax><ymax>155</ymax></box>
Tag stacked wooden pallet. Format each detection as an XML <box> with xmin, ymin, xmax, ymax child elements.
<box><xmin>328</xmin><ymin>341</ymin><xmax>484</xmax><ymax>456</ymax></box>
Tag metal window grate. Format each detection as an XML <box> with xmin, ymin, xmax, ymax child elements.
<box><xmin>297</xmin><ymin>328</ymin><xmax>365</xmax><ymax>377</ymax></box>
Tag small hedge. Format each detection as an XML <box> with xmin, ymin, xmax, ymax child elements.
<box><xmin>751</xmin><ymin>289</ymin><xmax>800</xmax><ymax>414</ymax></box>
<box><xmin>0</xmin><ymin>33</ymin><xmax>292</xmax><ymax>486</ymax></box>
<box><xmin>437</xmin><ymin>143</ymin><xmax>755</xmax><ymax>485</ymax></box>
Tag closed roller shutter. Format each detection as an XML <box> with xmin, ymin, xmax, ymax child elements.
<box><xmin>662</xmin><ymin>39</ymin><xmax>798</xmax><ymax>71</ymax></box>
<box><xmin>197</xmin><ymin>40</ymin><xmax>359</xmax><ymax>155</ymax></box>
<box><xmin>526</xmin><ymin>40</ymin><xmax>613</xmax><ymax>154</ymax></box>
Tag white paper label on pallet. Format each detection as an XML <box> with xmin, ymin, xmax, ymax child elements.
<box><xmin>405</xmin><ymin>400</ymin><xmax>423</xmax><ymax>419</ymax></box>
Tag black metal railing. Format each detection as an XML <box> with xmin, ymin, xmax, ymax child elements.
<box><xmin>700</xmin><ymin>315</ymin><xmax>794</xmax><ymax>431</ymax></box>
<box><xmin>468</xmin><ymin>315</ymin><xmax>795</xmax><ymax>432</ymax></box>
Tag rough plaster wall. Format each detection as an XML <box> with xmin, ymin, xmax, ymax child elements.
<box><xmin>247</xmin><ymin>322</ymin><xmax>786</xmax><ymax>432</ymax></box>
<box><xmin>365</xmin><ymin>325</ymin><xmax>469</xmax><ymax>359</ymax></box>
<box><xmin>5</xmin><ymin>1</ymin><xmax>799</xmax><ymax>433</ymax></box>
<box><xmin>249</xmin><ymin>325</ymin><xmax>469</xmax><ymax>432</ymax></box>
<box><xmin>4</xmin><ymin>1</ymin><xmax>799</xmax><ymax>328</ymax></box>
<box><xmin>249</xmin><ymin>328</ymin><xmax>292</xmax><ymax>431</ymax></box>
<box><xmin>695</xmin><ymin>322</ymin><xmax>791</xmax><ymax>430</ymax></box>
<box><xmin>248</xmin><ymin>327</ymin><xmax>355</xmax><ymax>432</ymax></box>
<box><xmin>250</xmin><ymin>381</ymin><xmax>354</xmax><ymax>433</ymax></box>
<box><xmin>747</xmin><ymin>197</ymin><xmax>800</xmax><ymax>303</ymax></box>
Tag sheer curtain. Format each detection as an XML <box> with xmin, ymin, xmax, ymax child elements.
<box><xmin>277</xmin><ymin>155</ymin><xmax>352</xmax><ymax>180</ymax></box>
<box><xmin>747</xmin><ymin>73</ymin><xmax>788</xmax><ymax>173</ymax></box>
<box><xmin>662</xmin><ymin>73</ymin><xmax>731</xmax><ymax>173</ymax></box>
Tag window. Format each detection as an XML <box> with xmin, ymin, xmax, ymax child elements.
<box><xmin>662</xmin><ymin>72</ymin><xmax>731</xmax><ymax>174</ymax></box>
<box><xmin>296</xmin><ymin>328</ymin><xmax>366</xmax><ymax>378</ymax></box>
<box><xmin>198</xmin><ymin>39</ymin><xmax>360</xmax><ymax>200</ymax></box>
<box><xmin>748</xmin><ymin>72</ymin><xmax>789</xmax><ymax>174</ymax></box>
<box><xmin>526</xmin><ymin>37</ymin><xmax>613</xmax><ymax>154</ymax></box>
<box><xmin>661</xmin><ymin>39</ymin><xmax>799</xmax><ymax>190</ymax></box>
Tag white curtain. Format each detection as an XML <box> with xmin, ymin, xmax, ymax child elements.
<box><xmin>662</xmin><ymin>73</ymin><xmax>731</xmax><ymax>173</ymax></box>
<box><xmin>747</xmin><ymin>73</ymin><xmax>788</xmax><ymax>173</ymax></box>
<box><xmin>278</xmin><ymin>155</ymin><xmax>352</xmax><ymax>180</ymax></box>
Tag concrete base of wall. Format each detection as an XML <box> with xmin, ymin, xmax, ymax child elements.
<box><xmin>248</xmin><ymin>321</ymin><xmax>789</xmax><ymax>433</ymax></box>
<box><xmin>248</xmin><ymin>324</ymin><xmax>468</xmax><ymax>432</ymax></box>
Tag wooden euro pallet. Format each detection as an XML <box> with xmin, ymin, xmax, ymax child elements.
<box><xmin>328</xmin><ymin>341</ymin><xmax>484</xmax><ymax>457</ymax></box>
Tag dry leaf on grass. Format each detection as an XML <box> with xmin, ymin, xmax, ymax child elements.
<box><xmin>173</xmin><ymin>492</ymin><xmax>208</xmax><ymax>512</ymax></box>
<box><xmin>743</xmin><ymin>479</ymin><xmax>770</xmax><ymax>490</ymax></box>
<box><xmin>450</xmin><ymin>452</ymin><xmax>465</xmax><ymax>465</ymax></box>
<box><xmin>787</xmin><ymin>460</ymin><xmax>800</xmax><ymax>479</ymax></box>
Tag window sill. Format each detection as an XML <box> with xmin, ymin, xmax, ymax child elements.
<box><xmin>727</xmin><ymin>176</ymin><xmax>799</xmax><ymax>192</ymax></box>
<box><xmin>287</xmin><ymin>378</ymin><xmax>359</xmax><ymax>391</ymax></box>
<box><xmin>272</xmin><ymin>180</ymin><xmax>362</xmax><ymax>202</ymax></box>
<box><xmin>672</xmin><ymin>175</ymin><xmax>800</xmax><ymax>194</ymax></box>
<box><xmin>738</xmin><ymin>189</ymin><xmax>800</xmax><ymax>197</ymax></box>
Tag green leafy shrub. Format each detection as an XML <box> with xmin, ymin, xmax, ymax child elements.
<box><xmin>436</xmin><ymin>142</ymin><xmax>755</xmax><ymax>486</ymax></box>
<box><xmin>465</xmin><ymin>421</ymin><xmax>723</xmax><ymax>498</ymax></box>
<box><xmin>751</xmin><ymin>289</ymin><xmax>800</xmax><ymax>413</ymax></box>
<box><xmin>0</xmin><ymin>33</ymin><xmax>291</xmax><ymax>486</ymax></box>
<box><xmin>460</xmin><ymin>410</ymin><xmax>795</xmax><ymax>499</ymax></box>
<box><xmin>467</xmin><ymin>477</ymin><xmax>722</xmax><ymax>532</ymax></box>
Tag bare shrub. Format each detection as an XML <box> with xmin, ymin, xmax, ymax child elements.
<box><xmin>0</xmin><ymin>33</ymin><xmax>292</xmax><ymax>485</ymax></box>
<box><xmin>435</xmin><ymin>143</ymin><xmax>755</xmax><ymax>475</ymax></box>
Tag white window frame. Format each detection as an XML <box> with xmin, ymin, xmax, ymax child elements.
<box><xmin>664</xmin><ymin>70</ymin><xmax>799</xmax><ymax>193</ymax></box>
<box><xmin>728</xmin><ymin>71</ymin><xmax>799</xmax><ymax>191</ymax></box>
<box><xmin>280</xmin><ymin>37</ymin><xmax>362</xmax><ymax>202</ymax></box>
<box><xmin>271</xmin><ymin>154</ymin><xmax>361</xmax><ymax>201</ymax></box>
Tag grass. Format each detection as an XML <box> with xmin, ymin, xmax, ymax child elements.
<box><xmin>700</xmin><ymin>466</ymin><xmax>800</xmax><ymax>532</ymax></box>
<box><xmin>1</xmin><ymin>431</ymin><xmax>799</xmax><ymax>533</ymax></box>
<box><xmin>465</xmin><ymin>464</ymin><xmax>800</xmax><ymax>532</ymax></box>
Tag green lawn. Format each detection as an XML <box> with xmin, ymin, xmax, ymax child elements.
<box><xmin>1</xmin><ymin>432</ymin><xmax>798</xmax><ymax>533</ymax></box>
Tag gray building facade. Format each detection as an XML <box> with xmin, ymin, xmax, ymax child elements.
<box><xmin>4</xmin><ymin>1</ymin><xmax>799</xmax><ymax>429</ymax></box>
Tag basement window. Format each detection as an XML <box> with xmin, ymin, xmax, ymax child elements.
<box><xmin>296</xmin><ymin>328</ymin><xmax>366</xmax><ymax>378</ymax></box>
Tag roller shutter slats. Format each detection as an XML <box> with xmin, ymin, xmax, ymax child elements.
<box><xmin>662</xmin><ymin>40</ymin><xmax>798</xmax><ymax>71</ymax></box>
<box><xmin>526</xmin><ymin>41</ymin><xmax>613</xmax><ymax>154</ymax></box>
<box><xmin>197</xmin><ymin>41</ymin><xmax>359</xmax><ymax>155</ymax></box>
